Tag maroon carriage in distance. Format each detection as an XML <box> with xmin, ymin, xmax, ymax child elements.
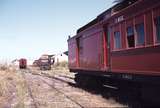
<box><xmin>68</xmin><ymin>0</ymin><xmax>160</xmax><ymax>104</ymax></box>
<box><xmin>19</xmin><ymin>58</ymin><xmax>27</xmax><ymax>69</ymax></box>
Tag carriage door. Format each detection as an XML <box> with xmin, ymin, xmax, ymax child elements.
<box><xmin>104</xmin><ymin>26</ymin><xmax>111</xmax><ymax>71</ymax></box>
<box><xmin>76</xmin><ymin>36</ymin><xmax>83</xmax><ymax>67</ymax></box>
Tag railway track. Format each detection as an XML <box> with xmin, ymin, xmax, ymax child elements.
<box><xmin>39</xmin><ymin>77</ymin><xmax>85</xmax><ymax>108</ymax></box>
<box><xmin>22</xmin><ymin>70</ymin><xmax>85</xmax><ymax>108</ymax></box>
<box><xmin>20</xmin><ymin>71</ymin><xmax>39</xmax><ymax>108</ymax></box>
<box><xmin>25</xmin><ymin>70</ymin><xmax>76</xmax><ymax>85</ymax></box>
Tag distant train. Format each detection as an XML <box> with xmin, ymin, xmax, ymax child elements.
<box><xmin>68</xmin><ymin>0</ymin><xmax>160</xmax><ymax>103</ymax></box>
<box><xmin>19</xmin><ymin>58</ymin><xmax>27</xmax><ymax>69</ymax></box>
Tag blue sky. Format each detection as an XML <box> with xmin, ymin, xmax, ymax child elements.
<box><xmin>0</xmin><ymin>0</ymin><xmax>114</xmax><ymax>62</ymax></box>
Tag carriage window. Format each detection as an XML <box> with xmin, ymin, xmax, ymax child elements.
<box><xmin>127</xmin><ymin>26</ymin><xmax>135</xmax><ymax>48</ymax></box>
<box><xmin>135</xmin><ymin>23</ymin><xmax>145</xmax><ymax>46</ymax></box>
<box><xmin>155</xmin><ymin>16</ymin><xmax>160</xmax><ymax>43</ymax></box>
<box><xmin>114</xmin><ymin>31</ymin><xmax>121</xmax><ymax>49</ymax></box>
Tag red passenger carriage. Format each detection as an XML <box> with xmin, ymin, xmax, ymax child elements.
<box><xmin>68</xmin><ymin>0</ymin><xmax>160</xmax><ymax>103</ymax></box>
<box><xmin>68</xmin><ymin>0</ymin><xmax>160</xmax><ymax>83</ymax></box>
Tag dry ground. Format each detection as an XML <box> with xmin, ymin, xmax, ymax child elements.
<box><xmin>0</xmin><ymin>65</ymin><xmax>126</xmax><ymax>108</ymax></box>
